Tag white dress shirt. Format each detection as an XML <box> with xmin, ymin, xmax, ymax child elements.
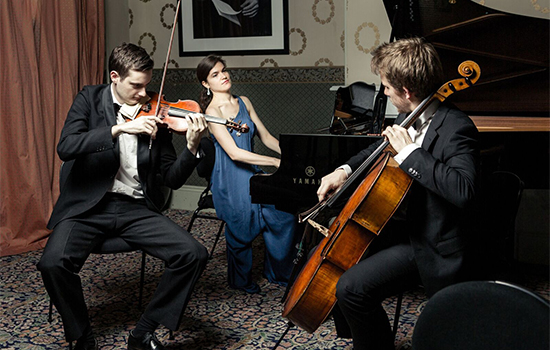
<box><xmin>338</xmin><ymin>101</ymin><xmax>440</xmax><ymax>177</ymax></box>
<box><xmin>392</xmin><ymin>100</ymin><xmax>439</xmax><ymax>165</ymax></box>
<box><xmin>108</xmin><ymin>85</ymin><xmax>144</xmax><ymax>198</ymax></box>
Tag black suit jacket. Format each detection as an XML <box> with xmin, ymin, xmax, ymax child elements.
<box><xmin>48</xmin><ymin>84</ymin><xmax>200</xmax><ymax>229</ymax></box>
<box><xmin>346</xmin><ymin>103</ymin><xmax>479</xmax><ymax>296</ymax></box>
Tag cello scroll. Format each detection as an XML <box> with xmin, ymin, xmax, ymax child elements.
<box><xmin>434</xmin><ymin>60</ymin><xmax>481</xmax><ymax>101</ymax></box>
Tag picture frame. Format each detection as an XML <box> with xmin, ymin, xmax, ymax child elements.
<box><xmin>178</xmin><ymin>0</ymin><xmax>289</xmax><ymax>56</ymax></box>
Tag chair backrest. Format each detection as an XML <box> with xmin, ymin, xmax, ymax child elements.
<box><xmin>196</xmin><ymin>136</ymin><xmax>216</xmax><ymax>182</ymax></box>
<box><xmin>411</xmin><ymin>280</ymin><xmax>549</xmax><ymax>350</ymax></box>
<box><xmin>484</xmin><ymin>171</ymin><xmax>524</xmax><ymax>235</ymax></box>
<box><xmin>478</xmin><ymin>171</ymin><xmax>524</xmax><ymax>269</ymax></box>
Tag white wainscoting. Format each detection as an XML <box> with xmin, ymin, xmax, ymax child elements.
<box><xmin>168</xmin><ymin>185</ymin><xmax>206</xmax><ymax>211</ymax></box>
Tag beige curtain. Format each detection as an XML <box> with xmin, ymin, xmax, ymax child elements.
<box><xmin>0</xmin><ymin>0</ymin><xmax>104</xmax><ymax>256</ymax></box>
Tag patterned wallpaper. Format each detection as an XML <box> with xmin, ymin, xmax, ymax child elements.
<box><xmin>124</xmin><ymin>0</ymin><xmax>346</xmax><ymax>69</ymax></box>
<box><xmin>113</xmin><ymin>0</ymin><xmax>548</xmax><ymax>73</ymax></box>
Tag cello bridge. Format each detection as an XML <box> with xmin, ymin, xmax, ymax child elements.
<box><xmin>307</xmin><ymin>219</ymin><xmax>331</xmax><ymax>237</ymax></box>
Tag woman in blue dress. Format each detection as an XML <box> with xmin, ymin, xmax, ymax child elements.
<box><xmin>196</xmin><ymin>55</ymin><xmax>298</xmax><ymax>293</ymax></box>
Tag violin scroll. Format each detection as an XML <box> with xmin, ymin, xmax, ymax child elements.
<box><xmin>226</xmin><ymin>119</ymin><xmax>250</xmax><ymax>134</ymax></box>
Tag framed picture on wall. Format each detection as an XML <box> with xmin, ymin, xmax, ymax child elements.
<box><xmin>178</xmin><ymin>0</ymin><xmax>289</xmax><ymax>56</ymax></box>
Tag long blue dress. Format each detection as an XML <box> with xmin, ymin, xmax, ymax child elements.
<box><xmin>210</xmin><ymin>96</ymin><xmax>298</xmax><ymax>292</ymax></box>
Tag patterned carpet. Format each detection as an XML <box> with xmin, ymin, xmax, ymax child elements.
<box><xmin>1</xmin><ymin>209</ymin><xmax>548</xmax><ymax>349</ymax></box>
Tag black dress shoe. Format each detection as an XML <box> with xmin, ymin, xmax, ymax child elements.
<box><xmin>74</xmin><ymin>338</ymin><xmax>98</xmax><ymax>350</ymax></box>
<box><xmin>127</xmin><ymin>331</ymin><xmax>165</xmax><ymax>350</ymax></box>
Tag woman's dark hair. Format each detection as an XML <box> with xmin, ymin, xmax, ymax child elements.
<box><xmin>109</xmin><ymin>42</ymin><xmax>154</xmax><ymax>80</ymax></box>
<box><xmin>196</xmin><ymin>54</ymin><xmax>226</xmax><ymax>112</ymax></box>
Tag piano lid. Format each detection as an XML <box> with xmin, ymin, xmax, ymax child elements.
<box><xmin>383</xmin><ymin>0</ymin><xmax>549</xmax><ymax>116</ymax></box>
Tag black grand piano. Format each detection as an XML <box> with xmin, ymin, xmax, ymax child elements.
<box><xmin>250</xmin><ymin>0</ymin><xmax>549</xmax><ymax>214</ymax></box>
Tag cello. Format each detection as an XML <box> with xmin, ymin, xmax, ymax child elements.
<box><xmin>281</xmin><ymin>61</ymin><xmax>481</xmax><ymax>334</ymax></box>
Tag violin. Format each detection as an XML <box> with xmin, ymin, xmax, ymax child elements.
<box><xmin>134</xmin><ymin>92</ymin><xmax>249</xmax><ymax>134</ymax></box>
<box><xmin>129</xmin><ymin>0</ymin><xmax>248</xmax><ymax>143</ymax></box>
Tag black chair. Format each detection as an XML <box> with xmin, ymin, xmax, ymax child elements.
<box><xmin>48</xmin><ymin>162</ymin><xmax>172</xmax><ymax>347</ymax></box>
<box><xmin>187</xmin><ymin>137</ymin><xmax>225</xmax><ymax>259</ymax></box>
<box><xmin>392</xmin><ymin>171</ymin><xmax>525</xmax><ymax>337</ymax></box>
<box><xmin>411</xmin><ymin>280</ymin><xmax>549</xmax><ymax>350</ymax></box>
<box><xmin>480</xmin><ymin>171</ymin><xmax>524</xmax><ymax>278</ymax></box>
<box><xmin>47</xmin><ymin>240</ymin><xmax>147</xmax><ymax>324</ymax></box>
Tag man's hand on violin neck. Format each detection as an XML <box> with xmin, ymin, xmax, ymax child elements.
<box><xmin>185</xmin><ymin>114</ymin><xmax>208</xmax><ymax>156</ymax></box>
<box><xmin>111</xmin><ymin>116</ymin><xmax>162</xmax><ymax>139</ymax></box>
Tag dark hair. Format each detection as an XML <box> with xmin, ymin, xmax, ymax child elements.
<box><xmin>370</xmin><ymin>37</ymin><xmax>443</xmax><ymax>100</ymax></box>
<box><xmin>196</xmin><ymin>54</ymin><xmax>226</xmax><ymax>112</ymax></box>
<box><xmin>108</xmin><ymin>42</ymin><xmax>154</xmax><ymax>80</ymax></box>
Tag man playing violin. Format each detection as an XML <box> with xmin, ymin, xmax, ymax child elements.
<box><xmin>318</xmin><ymin>37</ymin><xmax>479</xmax><ymax>350</ymax></box>
<box><xmin>38</xmin><ymin>42</ymin><xmax>209</xmax><ymax>350</ymax></box>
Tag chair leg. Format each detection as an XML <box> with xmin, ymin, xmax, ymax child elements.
<box><xmin>169</xmin><ymin>330</ymin><xmax>174</xmax><ymax>340</ymax></box>
<box><xmin>48</xmin><ymin>298</ymin><xmax>53</xmax><ymax>323</ymax></box>
<box><xmin>69</xmin><ymin>341</ymin><xmax>73</xmax><ymax>350</ymax></box>
<box><xmin>139</xmin><ymin>251</ymin><xmax>146</xmax><ymax>309</ymax></box>
<box><xmin>186</xmin><ymin>210</ymin><xmax>200</xmax><ymax>232</ymax></box>
<box><xmin>393</xmin><ymin>292</ymin><xmax>403</xmax><ymax>337</ymax></box>
<box><xmin>209</xmin><ymin>222</ymin><xmax>225</xmax><ymax>259</ymax></box>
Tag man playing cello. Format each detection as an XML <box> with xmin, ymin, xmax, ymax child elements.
<box><xmin>317</xmin><ymin>37</ymin><xmax>479</xmax><ymax>349</ymax></box>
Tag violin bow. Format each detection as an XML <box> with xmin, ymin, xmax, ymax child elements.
<box><xmin>150</xmin><ymin>0</ymin><xmax>181</xmax><ymax>149</ymax></box>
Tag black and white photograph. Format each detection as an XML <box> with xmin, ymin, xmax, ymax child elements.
<box><xmin>179</xmin><ymin>0</ymin><xmax>288</xmax><ymax>56</ymax></box>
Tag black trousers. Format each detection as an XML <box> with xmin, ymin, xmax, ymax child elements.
<box><xmin>37</xmin><ymin>193</ymin><xmax>209</xmax><ymax>341</ymax></box>
<box><xmin>333</xmin><ymin>220</ymin><xmax>421</xmax><ymax>350</ymax></box>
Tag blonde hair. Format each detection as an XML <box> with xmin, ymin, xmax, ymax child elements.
<box><xmin>371</xmin><ymin>37</ymin><xmax>443</xmax><ymax>100</ymax></box>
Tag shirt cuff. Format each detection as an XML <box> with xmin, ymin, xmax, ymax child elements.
<box><xmin>394</xmin><ymin>144</ymin><xmax>420</xmax><ymax>164</ymax></box>
<box><xmin>337</xmin><ymin>164</ymin><xmax>353</xmax><ymax>177</ymax></box>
